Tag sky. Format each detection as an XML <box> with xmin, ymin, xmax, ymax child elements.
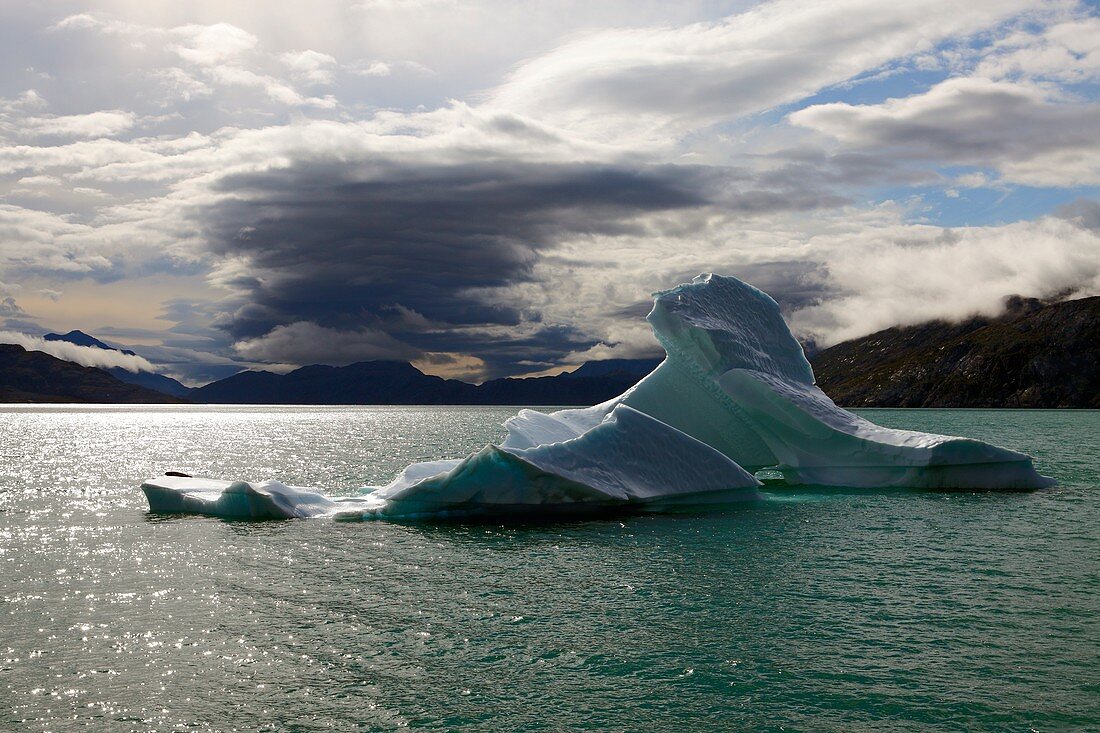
<box><xmin>1</xmin><ymin>0</ymin><xmax>1098</xmax><ymax>385</ymax></box>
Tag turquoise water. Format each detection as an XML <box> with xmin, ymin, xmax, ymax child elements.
<box><xmin>1</xmin><ymin>406</ymin><xmax>1097</xmax><ymax>731</ymax></box>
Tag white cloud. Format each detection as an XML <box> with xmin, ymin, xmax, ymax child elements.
<box><xmin>0</xmin><ymin>330</ymin><xmax>157</xmax><ymax>373</ymax></box>
<box><xmin>0</xmin><ymin>205</ymin><xmax>114</xmax><ymax>276</ymax></box>
<box><xmin>49</xmin><ymin>14</ymin><xmax>99</xmax><ymax>31</ymax></box>
<box><xmin>785</xmin><ymin>214</ymin><xmax>1100</xmax><ymax>344</ymax></box>
<box><xmin>351</xmin><ymin>61</ymin><xmax>391</xmax><ymax>77</ymax></box>
<box><xmin>976</xmin><ymin>15</ymin><xmax>1100</xmax><ymax>82</ymax></box>
<box><xmin>150</xmin><ymin>67</ymin><xmax>213</xmax><ymax>102</ymax></box>
<box><xmin>206</xmin><ymin>66</ymin><xmax>337</xmax><ymax>107</ymax></box>
<box><xmin>791</xmin><ymin>76</ymin><xmax>1100</xmax><ymax>186</ymax></box>
<box><xmin>955</xmin><ymin>172</ymin><xmax>992</xmax><ymax>189</ymax></box>
<box><xmin>170</xmin><ymin>23</ymin><xmax>258</xmax><ymax>66</ymax></box>
<box><xmin>47</xmin><ymin>15</ymin><xmax>333</xmax><ymax>110</ymax></box>
<box><xmin>280</xmin><ymin>50</ymin><xmax>338</xmax><ymax>84</ymax></box>
<box><xmin>786</xmin><ymin>9</ymin><xmax>1100</xmax><ymax>187</ymax></box>
<box><xmin>24</xmin><ymin>110</ymin><xmax>136</xmax><ymax>139</ymax></box>
<box><xmin>0</xmin><ymin>130</ymin><xmax>218</xmax><ymax>180</ymax></box>
<box><xmin>0</xmin><ymin>89</ymin><xmax>47</xmax><ymax>113</ymax></box>
<box><xmin>489</xmin><ymin>0</ymin><xmax>1038</xmax><ymax>143</ymax></box>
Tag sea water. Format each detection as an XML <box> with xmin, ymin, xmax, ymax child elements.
<box><xmin>1</xmin><ymin>405</ymin><xmax>1096</xmax><ymax>731</ymax></box>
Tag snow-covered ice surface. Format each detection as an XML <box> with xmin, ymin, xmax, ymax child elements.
<box><xmin>141</xmin><ymin>274</ymin><xmax>1054</xmax><ymax>520</ymax></box>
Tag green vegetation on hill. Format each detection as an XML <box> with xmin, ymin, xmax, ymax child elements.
<box><xmin>810</xmin><ymin>296</ymin><xmax>1099</xmax><ymax>408</ymax></box>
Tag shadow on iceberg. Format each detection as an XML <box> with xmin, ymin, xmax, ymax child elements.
<box><xmin>141</xmin><ymin>273</ymin><xmax>1054</xmax><ymax>522</ymax></box>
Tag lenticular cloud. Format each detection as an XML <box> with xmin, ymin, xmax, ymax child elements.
<box><xmin>142</xmin><ymin>274</ymin><xmax>1054</xmax><ymax>520</ymax></box>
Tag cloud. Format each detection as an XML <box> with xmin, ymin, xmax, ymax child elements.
<box><xmin>975</xmin><ymin>15</ymin><xmax>1100</xmax><ymax>82</ymax></box>
<box><xmin>47</xmin><ymin>13</ymin><xmax>144</xmax><ymax>35</ymax></box>
<box><xmin>0</xmin><ymin>89</ymin><xmax>47</xmax><ymax>113</ymax></box>
<box><xmin>233</xmin><ymin>321</ymin><xmax>421</xmax><ymax>364</ymax></box>
<box><xmin>0</xmin><ymin>283</ymin><xmax>41</xmax><ymax>332</ymax></box>
<box><xmin>91</xmin><ymin>316</ymin><xmax>254</xmax><ymax>385</ymax></box>
<box><xmin>489</xmin><ymin>0</ymin><xmax>1037</xmax><ymax>142</ymax></box>
<box><xmin>1057</xmin><ymin>197</ymin><xmax>1100</xmax><ymax>231</ymax></box>
<box><xmin>0</xmin><ymin>295</ymin><xmax>26</xmax><ymax>318</ymax></box>
<box><xmin>170</xmin><ymin>23</ymin><xmax>259</xmax><ymax>66</ymax></box>
<box><xmin>0</xmin><ymin>205</ymin><xmax>115</xmax><ymax>277</ymax></box>
<box><xmin>351</xmin><ymin>61</ymin><xmax>392</xmax><ymax>77</ymax></box>
<box><xmin>790</xmin><ymin>76</ymin><xmax>1100</xmax><ymax>186</ymax></box>
<box><xmin>24</xmin><ymin>110</ymin><xmax>136</xmax><ymax>139</ymax></box>
<box><xmin>204</xmin><ymin>65</ymin><xmax>337</xmax><ymax>107</ymax></box>
<box><xmin>0</xmin><ymin>97</ymin><xmax>767</xmax><ymax>379</ymax></box>
<box><xmin>149</xmin><ymin>67</ymin><xmax>214</xmax><ymax>102</ymax></box>
<box><xmin>0</xmin><ymin>330</ymin><xmax>157</xmax><ymax>372</ymax></box>
<box><xmin>785</xmin><ymin>213</ymin><xmax>1100</xmax><ymax>344</ymax></box>
<box><xmin>280</xmin><ymin>50</ymin><xmax>338</xmax><ymax>84</ymax></box>
<box><xmin>46</xmin><ymin>15</ymin><xmax>336</xmax><ymax>111</ymax></box>
<box><xmin>49</xmin><ymin>14</ymin><xmax>100</xmax><ymax>32</ymax></box>
<box><xmin>0</xmin><ymin>136</ymin><xmax>180</xmax><ymax>176</ymax></box>
<box><xmin>197</xmin><ymin>145</ymin><xmax>713</xmax><ymax>376</ymax></box>
<box><xmin>494</xmin><ymin>200</ymin><xmax>1100</xmax><ymax>362</ymax></box>
<box><xmin>6</xmin><ymin>0</ymin><xmax>1099</xmax><ymax>382</ymax></box>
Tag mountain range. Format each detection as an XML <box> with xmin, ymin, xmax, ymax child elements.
<box><xmin>188</xmin><ymin>358</ymin><xmax>662</xmax><ymax>405</ymax></box>
<box><xmin>3</xmin><ymin>296</ymin><xmax>1096</xmax><ymax>406</ymax></box>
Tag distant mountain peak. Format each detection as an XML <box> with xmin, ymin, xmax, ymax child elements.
<box><xmin>44</xmin><ymin>329</ymin><xmax>113</xmax><ymax>350</ymax></box>
<box><xmin>191</xmin><ymin>357</ymin><xmax>663</xmax><ymax>405</ymax></box>
<box><xmin>43</xmin><ymin>329</ymin><xmax>137</xmax><ymax>356</ymax></box>
<box><xmin>289</xmin><ymin>360</ymin><xmax>423</xmax><ymax>378</ymax></box>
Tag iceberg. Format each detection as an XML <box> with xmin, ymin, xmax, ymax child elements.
<box><xmin>141</xmin><ymin>273</ymin><xmax>1053</xmax><ymax>521</ymax></box>
<box><xmin>542</xmin><ymin>274</ymin><xmax>1055</xmax><ymax>490</ymax></box>
<box><xmin>142</xmin><ymin>404</ymin><xmax>762</xmax><ymax>519</ymax></box>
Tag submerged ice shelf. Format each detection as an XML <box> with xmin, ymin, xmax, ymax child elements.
<box><xmin>142</xmin><ymin>274</ymin><xmax>1054</xmax><ymax>520</ymax></box>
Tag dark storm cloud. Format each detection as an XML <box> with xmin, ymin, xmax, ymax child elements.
<box><xmin>199</xmin><ymin>157</ymin><xmax>716</xmax><ymax>375</ymax></box>
<box><xmin>435</xmin><ymin>323</ymin><xmax>602</xmax><ymax>373</ymax></box>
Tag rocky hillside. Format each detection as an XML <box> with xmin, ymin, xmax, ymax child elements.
<box><xmin>810</xmin><ymin>296</ymin><xmax>1099</xmax><ymax>408</ymax></box>
<box><xmin>0</xmin><ymin>345</ymin><xmax>183</xmax><ymax>403</ymax></box>
<box><xmin>43</xmin><ymin>330</ymin><xmax>192</xmax><ymax>397</ymax></box>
